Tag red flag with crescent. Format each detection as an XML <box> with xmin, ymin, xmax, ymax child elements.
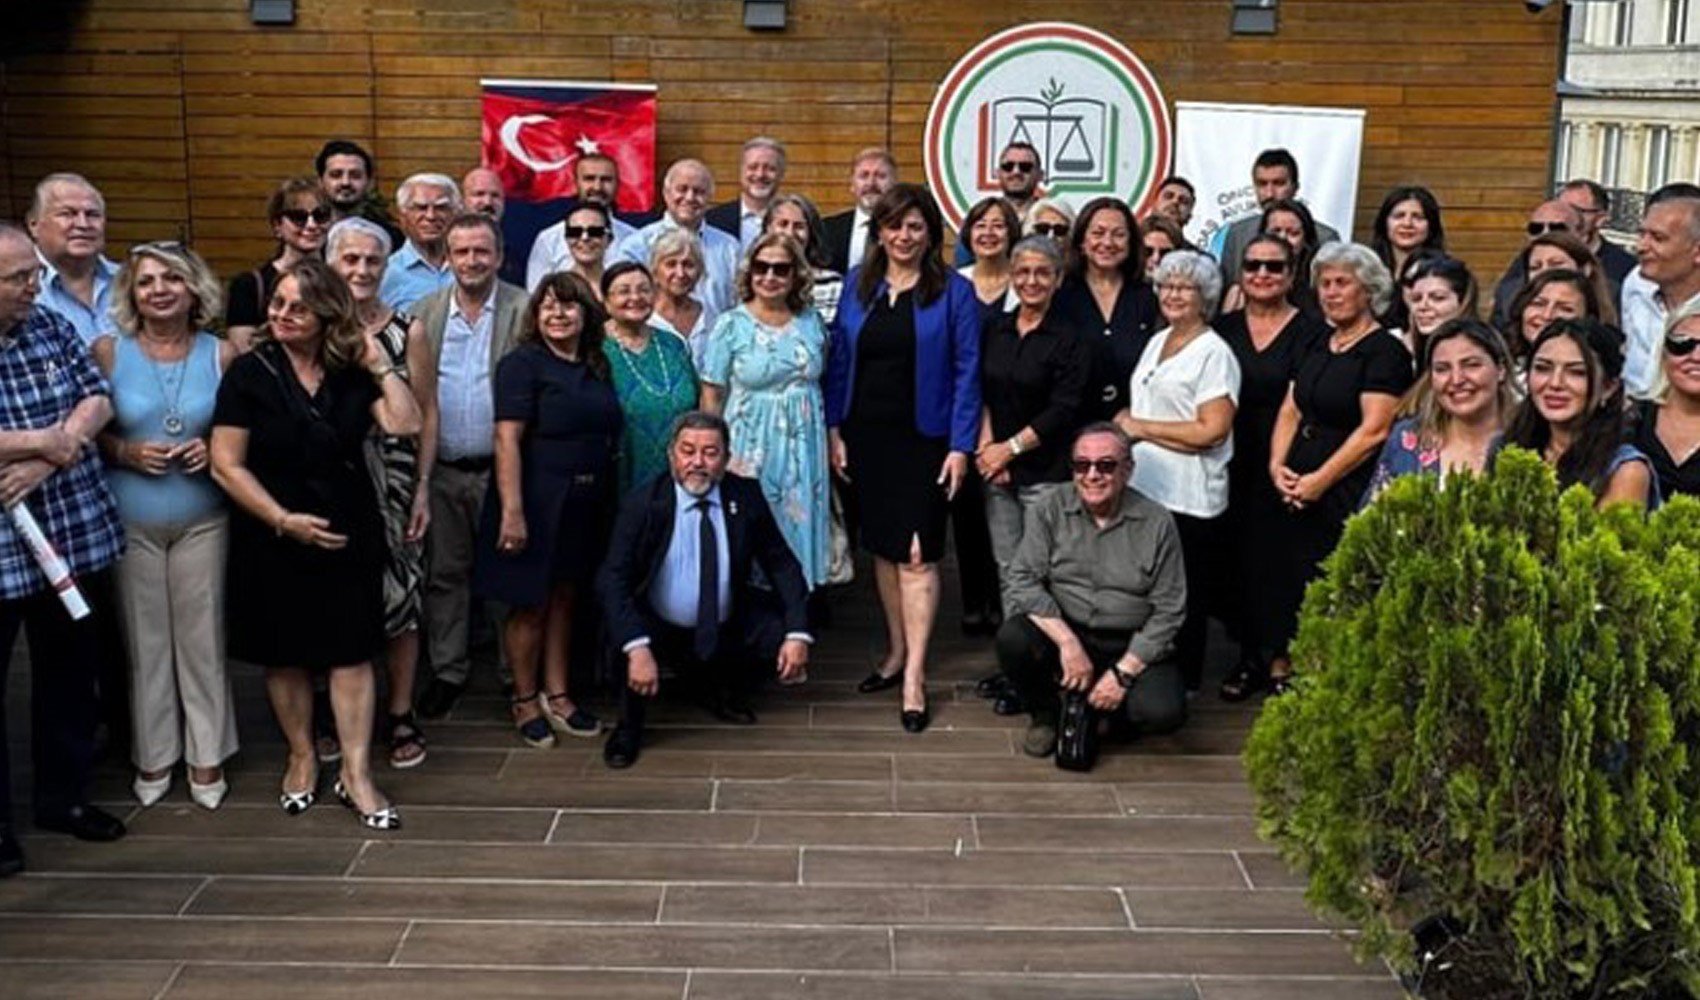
<box><xmin>479</xmin><ymin>80</ymin><xmax>657</xmax><ymax>213</ymax></box>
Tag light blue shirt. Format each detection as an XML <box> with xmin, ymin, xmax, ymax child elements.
<box><xmin>37</xmin><ymin>254</ymin><xmax>119</xmax><ymax>346</ymax></box>
<box><xmin>435</xmin><ymin>288</ymin><xmax>496</xmax><ymax>461</ymax></box>
<box><xmin>737</xmin><ymin>200</ymin><xmax>763</xmax><ymax>251</ymax></box>
<box><xmin>380</xmin><ymin>240</ymin><xmax>453</xmax><ymax>313</ymax></box>
<box><xmin>649</xmin><ymin>483</ymin><xmax>732</xmax><ymax>632</ymax></box>
<box><xmin>612</xmin><ymin>216</ymin><xmax>741</xmax><ymax>316</ymax></box>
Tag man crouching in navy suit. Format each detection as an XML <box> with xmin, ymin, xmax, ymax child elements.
<box><xmin>596</xmin><ymin>411</ymin><xmax>811</xmax><ymax>768</ymax></box>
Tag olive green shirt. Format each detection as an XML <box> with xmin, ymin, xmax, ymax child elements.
<box><xmin>1005</xmin><ymin>482</ymin><xmax>1187</xmax><ymax>665</ymax></box>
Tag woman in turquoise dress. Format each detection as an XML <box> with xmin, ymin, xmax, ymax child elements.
<box><xmin>600</xmin><ymin>262</ymin><xmax>699</xmax><ymax>494</ymax></box>
<box><xmin>700</xmin><ymin>232</ymin><xmax>831</xmax><ymax>588</ymax></box>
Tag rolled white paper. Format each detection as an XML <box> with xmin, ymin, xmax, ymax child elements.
<box><xmin>7</xmin><ymin>503</ymin><xmax>90</xmax><ymax>620</ymax></box>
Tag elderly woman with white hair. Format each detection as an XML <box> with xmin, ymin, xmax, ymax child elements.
<box><xmin>93</xmin><ymin>242</ymin><xmax>240</xmax><ymax>809</ymax></box>
<box><xmin>647</xmin><ymin>227</ymin><xmax>717</xmax><ymax>369</ymax></box>
<box><xmin>325</xmin><ymin>217</ymin><xmax>439</xmax><ymax>769</ymax></box>
<box><xmin>1265</xmin><ymin>242</ymin><xmax>1413</xmax><ymax>693</ymax></box>
<box><xmin>1111</xmin><ymin>249</ymin><xmax>1241</xmax><ymax>694</ymax></box>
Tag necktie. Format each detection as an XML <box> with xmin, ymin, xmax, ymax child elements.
<box><xmin>694</xmin><ymin>498</ymin><xmax>719</xmax><ymax>661</ymax></box>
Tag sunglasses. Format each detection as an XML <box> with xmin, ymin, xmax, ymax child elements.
<box><xmin>750</xmin><ymin>259</ymin><xmax>795</xmax><ymax>279</ymax></box>
<box><xmin>999</xmin><ymin>160</ymin><xmax>1037</xmax><ymax>175</ymax></box>
<box><xmin>1666</xmin><ymin>336</ymin><xmax>1700</xmax><ymax>357</ymax></box>
<box><xmin>281</xmin><ymin>207</ymin><xmax>333</xmax><ymax>227</ymax></box>
<box><xmin>129</xmin><ymin>240</ymin><xmax>187</xmax><ymax>257</ymax></box>
<box><xmin>1526</xmin><ymin>221</ymin><xmax>1570</xmax><ymax>237</ymax></box>
<box><xmin>1069</xmin><ymin>458</ymin><xmax>1122</xmax><ymax>477</ymax></box>
<box><xmin>1242</xmin><ymin>258</ymin><xmax>1290</xmax><ymax>275</ymax></box>
<box><xmin>1031</xmin><ymin>223</ymin><xmax>1069</xmax><ymax>238</ymax></box>
<box><xmin>564</xmin><ymin>225</ymin><xmax>609</xmax><ymax>240</ymax></box>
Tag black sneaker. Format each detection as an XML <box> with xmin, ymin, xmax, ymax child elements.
<box><xmin>417</xmin><ymin>678</ymin><xmax>467</xmax><ymax>720</ymax></box>
<box><xmin>0</xmin><ymin>828</ymin><xmax>23</xmax><ymax>878</ymax></box>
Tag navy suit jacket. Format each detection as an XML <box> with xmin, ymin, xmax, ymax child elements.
<box><xmin>705</xmin><ymin>200</ymin><xmax>744</xmax><ymax>242</ymax></box>
<box><xmin>823</xmin><ymin>268</ymin><xmax>983</xmax><ymax>454</ymax></box>
<box><xmin>821</xmin><ymin>210</ymin><xmax>857</xmax><ymax>276</ymax></box>
<box><xmin>595</xmin><ymin>471</ymin><xmax>810</xmax><ymax>651</ymax></box>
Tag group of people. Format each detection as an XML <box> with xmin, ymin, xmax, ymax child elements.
<box><xmin>2</xmin><ymin>130</ymin><xmax>1697</xmax><ymax>878</ymax></box>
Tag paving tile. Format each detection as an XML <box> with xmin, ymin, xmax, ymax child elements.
<box><xmin>124</xmin><ymin>803</ymin><xmax>556</xmax><ymax>843</ymax></box>
<box><xmin>187</xmin><ymin>876</ymin><xmax>663</xmax><ymax>921</ymax></box>
<box><xmin>712</xmin><ymin>753</ymin><xmax>896</xmax><ymax>781</ymax></box>
<box><xmin>165</xmin><ymin>964</ymin><xmax>685</xmax><ymax>999</ymax></box>
<box><xmin>803</xmin><ymin>848</ymin><xmax>1244</xmax><ymax>889</ymax></box>
<box><xmin>810</xmin><ymin>702</ymin><xmax>1024</xmax><ymax>730</ymax></box>
<box><xmin>894</xmin><ymin>783</ymin><xmax>1122</xmax><ymax>815</ymax></box>
<box><xmin>352</xmin><ymin>841</ymin><xmax>800</xmax><ymax>883</ymax></box>
<box><xmin>0</xmin><ymin>874</ymin><xmax>202</xmax><ymax>914</ymax></box>
<box><xmin>397</xmin><ymin>922</ymin><xmax>891</xmax><ymax>970</ymax></box>
<box><xmin>1122</xmin><ymin>889</ymin><xmax>1326</xmax><ymax>930</ymax></box>
<box><xmin>0</xmin><ymin>960</ymin><xmax>177</xmax><ymax>999</ymax></box>
<box><xmin>1195</xmin><ymin>976</ymin><xmax>1404</xmax><ymax>999</ymax></box>
<box><xmin>976</xmin><ymin>816</ymin><xmax>1264</xmax><ymax>852</ymax></box>
<box><xmin>19</xmin><ymin>836</ymin><xmax>360</xmax><ymax>877</ymax></box>
<box><xmin>1237</xmin><ymin>851</ymin><xmax>1309</xmax><ymax>889</ymax></box>
<box><xmin>548</xmin><ymin>811</ymin><xmax>759</xmax><ymax>846</ymax></box>
<box><xmin>1114</xmin><ymin>783</ymin><xmax>1257</xmax><ymax>817</ymax></box>
<box><xmin>0</xmin><ymin>915</ymin><xmax>405</xmax><ymax>963</ymax></box>
<box><xmin>385</xmin><ymin>773</ymin><xmax>713</xmax><ymax>810</ymax></box>
<box><xmin>895</xmin><ymin>929</ymin><xmax>1368</xmax><ymax>976</ymax></box>
<box><xmin>687</xmin><ymin>972</ymin><xmax>1199</xmax><ymax>999</ymax></box>
<box><xmin>896</xmin><ymin>755</ymin><xmax>1244</xmax><ymax>784</ymax></box>
<box><xmin>714</xmin><ymin>780</ymin><xmax>895</xmax><ymax>812</ymax></box>
<box><xmin>647</xmin><ymin>726</ymin><xmax>1013</xmax><ymax>756</ymax></box>
<box><xmin>752</xmin><ymin>813</ymin><xmax>973</xmax><ymax>848</ymax></box>
<box><xmin>661</xmin><ymin>884</ymin><xmax>1129</xmax><ymax>928</ymax></box>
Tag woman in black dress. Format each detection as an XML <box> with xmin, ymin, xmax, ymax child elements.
<box><xmin>1214</xmin><ymin>235</ymin><xmax>1326</xmax><ymax>700</ymax></box>
<box><xmin>1633</xmin><ymin>303</ymin><xmax>1700</xmax><ymax>500</ymax></box>
<box><xmin>473</xmin><ymin>272</ymin><xmax>623</xmax><ymax>748</ymax></box>
<box><xmin>825</xmin><ymin>184</ymin><xmax>983</xmax><ymax>733</ymax></box>
<box><xmin>210</xmin><ymin>258</ymin><xmax>422</xmax><ymax>829</ymax></box>
<box><xmin>1051</xmin><ymin>197</ymin><xmax>1159</xmax><ymax>420</ymax></box>
<box><xmin>224</xmin><ymin>177</ymin><xmax>332</xmax><ymax>350</ymax></box>
<box><xmin>1266</xmin><ymin>243</ymin><xmax>1413</xmax><ymax>692</ymax></box>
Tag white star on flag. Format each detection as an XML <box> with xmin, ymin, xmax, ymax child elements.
<box><xmin>574</xmin><ymin>135</ymin><xmax>601</xmax><ymax>155</ymax></box>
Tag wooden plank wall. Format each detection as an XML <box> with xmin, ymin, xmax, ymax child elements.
<box><xmin>0</xmin><ymin>0</ymin><xmax>1561</xmax><ymax>282</ymax></box>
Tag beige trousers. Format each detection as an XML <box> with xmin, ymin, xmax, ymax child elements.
<box><xmin>116</xmin><ymin>514</ymin><xmax>238</xmax><ymax>771</ymax></box>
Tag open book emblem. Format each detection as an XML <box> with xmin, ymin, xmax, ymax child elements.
<box><xmin>989</xmin><ymin>79</ymin><xmax>1110</xmax><ymax>185</ymax></box>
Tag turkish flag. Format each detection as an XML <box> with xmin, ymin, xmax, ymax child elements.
<box><xmin>479</xmin><ymin>83</ymin><xmax>657</xmax><ymax>213</ymax></box>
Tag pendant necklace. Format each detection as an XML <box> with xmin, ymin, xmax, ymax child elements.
<box><xmin>144</xmin><ymin>341</ymin><xmax>190</xmax><ymax>436</ymax></box>
<box><xmin>612</xmin><ymin>332</ymin><xmax>680</xmax><ymax>399</ymax></box>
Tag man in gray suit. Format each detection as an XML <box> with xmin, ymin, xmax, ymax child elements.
<box><xmin>1214</xmin><ymin>148</ymin><xmax>1339</xmax><ymax>284</ymax></box>
<box><xmin>413</xmin><ymin>213</ymin><xmax>528</xmax><ymax>718</ymax></box>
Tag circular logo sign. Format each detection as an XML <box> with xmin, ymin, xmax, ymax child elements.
<box><xmin>924</xmin><ymin>22</ymin><xmax>1172</xmax><ymax>231</ymax></box>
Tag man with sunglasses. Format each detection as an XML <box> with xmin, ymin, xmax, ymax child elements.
<box><xmin>953</xmin><ymin>142</ymin><xmax>1045</xmax><ymax>267</ymax></box>
<box><xmin>1621</xmin><ymin>183</ymin><xmax>1700</xmax><ymax>400</ymax></box>
<box><xmin>25</xmin><ymin>173</ymin><xmax>118</xmax><ymax>347</ymax></box>
<box><xmin>996</xmin><ymin>423</ymin><xmax>1188</xmax><ymax>763</ymax></box>
<box><xmin>1489</xmin><ymin>198</ymin><xmax>1585</xmax><ymax>329</ymax></box>
<box><xmin>523</xmin><ymin>153</ymin><xmax>637</xmax><ymax>292</ymax></box>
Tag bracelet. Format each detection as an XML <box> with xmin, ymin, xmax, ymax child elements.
<box><xmin>1007</xmin><ymin>436</ymin><xmax>1024</xmax><ymax>456</ymax></box>
<box><xmin>274</xmin><ymin>512</ymin><xmax>290</xmax><ymax>537</ymax></box>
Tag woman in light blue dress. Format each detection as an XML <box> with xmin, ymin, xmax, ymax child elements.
<box><xmin>700</xmin><ymin>232</ymin><xmax>831</xmax><ymax>588</ymax></box>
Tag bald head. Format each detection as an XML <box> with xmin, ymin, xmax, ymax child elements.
<box><xmin>1528</xmin><ymin>199</ymin><xmax>1582</xmax><ymax>242</ymax></box>
<box><xmin>0</xmin><ymin>224</ymin><xmax>44</xmax><ymax>331</ymax></box>
<box><xmin>662</xmin><ymin>159</ymin><xmax>714</xmax><ymax>228</ymax></box>
<box><xmin>27</xmin><ymin>173</ymin><xmax>107</xmax><ymax>267</ymax></box>
<box><xmin>462</xmin><ymin>168</ymin><xmax>505</xmax><ymax>220</ymax></box>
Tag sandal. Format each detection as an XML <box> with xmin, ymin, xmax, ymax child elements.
<box><xmin>1219</xmin><ymin>660</ymin><xmax>1267</xmax><ymax>703</ymax></box>
<box><xmin>334</xmin><ymin>779</ymin><xmax>401</xmax><ymax>831</ymax></box>
<box><xmin>511</xmin><ymin>693</ymin><xmax>556</xmax><ymax>749</ymax></box>
<box><xmin>543</xmin><ymin>692</ymin><xmax>601</xmax><ymax>738</ymax></box>
<box><xmin>386</xmin><ymin>712</ymin><xmax>428</xmax><ymax>770</ymax></box>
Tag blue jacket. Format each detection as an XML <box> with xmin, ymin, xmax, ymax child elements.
<box><xmin>824</xmin><ymin>268</ymin><xmax>983</xmax><ymax>454</ymax></box>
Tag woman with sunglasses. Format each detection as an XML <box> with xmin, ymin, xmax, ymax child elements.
<box><xmin>93</xmin><ymin>242</ymin><xmax>239</xmax><ymax>810</ymax></box>
<box><xmin>209</xmin><ymin>258</ymin><xmax>423</xmax><ymax>830</ymax></box>
<box><xmin>1631</xmin><ymin>301</ymin><xmax>1700</xmax><ymax>499</ymax></box>
<box><xmin>1506</xmin><ymin>318</ymin><xmax>1653</xmax><ymax>509</ymax></box>
<box><xmin>647</xmin><ymin>229</ymin><xmax>717</xmax><ymax>370</ymax></box>
<box><xmin>1025</xmin><ymin>199</ymin><xmax>1077</xmax><ymax>255</ymax></box>
<box><xmin>1212</xmin><ymin>235</ymin><xmax>1327</xmax><ymax>701</ymax></box>
<box><xmin>700</xmin><ymin>233</ymin><xmax>831</xmax><ymax>593</ymax></box>
<box><xmin>1224</xmin><ymin>198</ymin><xmax>1324</xmax><ymax>317</ymax></box>
<box><xmin>226</xmin><ymin>178</ymin><xmax>332</xmax><ymax>350</ymax></box>
<box><xmin>554</xmin><ymin>202</ymin><xmax>613</xmax><ymax>300</ymax></box>
<box><xmin>1364</xmin><ymin>318</ymin><xmax>1514</xmax><ymax>501</ymax></box>
<box><xmin>1398</xmin><ymin>253</ymin><xmax>1478</xmax><ymax>363</ymax></box>
<box><xmin>1053</xmin><ymin>197</ymin><xmax>1159</xmax><ymax>421</ymax></box>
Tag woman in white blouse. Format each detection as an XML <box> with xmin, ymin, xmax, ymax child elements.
<box><xmin>1112</xmin><ymin>249</ymin><xmax>1241</xmax><ymax>694</ymax></box>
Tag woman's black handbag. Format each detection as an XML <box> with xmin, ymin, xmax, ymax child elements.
<box><xmin>1055</xmin><ymin>690</ymin><xmax>1100</xmax><ymax>772</ymax></box>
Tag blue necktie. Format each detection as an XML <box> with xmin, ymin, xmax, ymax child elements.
<box><xmin>694</xmin><ymin>498</ymin><xmax>719</xmax><ymax>661</ymax></box>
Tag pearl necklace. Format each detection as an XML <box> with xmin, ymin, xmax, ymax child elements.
<box><xmin>609</xmin><ymin>329</ymin><xmax>683</xmax><ymax>399</ymax></box>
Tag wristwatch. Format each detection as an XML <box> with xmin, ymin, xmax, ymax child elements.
<box><xmin>1111</xmin><ymin>664</ymin><xmax>1137</xmax><ymax>688</ymax></box>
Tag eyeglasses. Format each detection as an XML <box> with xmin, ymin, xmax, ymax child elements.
<box><xmin>564</xmin><ymin>225</ymin><xmax>609</xmax><ymax>241</ymax></box>
<box><xmin>281</xmin><ymin>207</ymin><xmax>333</xmax><ymax>227</ymax></box>
<box><xmin>1666</xmin><ymin>336</ymin><xmax>1700</xmax><ymax>357</ymax></box>
<box><xmin>129</xmin><ymin>240</ymin><xmax>187</xmax><ymax>257</ymax></box>
<box><xmin>0</xmin><ymin>265</ymin><xmax>45</xmax><ymax>288</ymax></box>
<box><xmin>1031</xmin><ymin>223</ymin><xmax>1069</xmax><ymax>239</ymax></box>
<box><xmin>1526</xmin><ymin>221</ymin><xmax>1570</xmax><ymax>237</ymax></box>
<box><xmin>1242</xmin><ymin>259</ymin><xmax>1290</xmax><ymax>276</ymax></box>
<box><xmin>407</xmin><ymin>201</ymin><xmax>455</xmax><ymax>216</ymax></box>
<box><xmin>999</xmin><ymin>160</ymin><xmax>1037</xmax><ymax>175</ymax></box>
<box><xmin>1156</xmin><ymin>283</ymin><xmax>1197</xmax><ymax>296</ymax></box>
<box><xmin>1069</xmin><ymin>458</ymin><xmax>1122</xmax><ymax>477</ymax></box>
<box><xmin>749</xmin><ymin>259</ymin><xmax>795</xmax><ymax>279</ymax></box>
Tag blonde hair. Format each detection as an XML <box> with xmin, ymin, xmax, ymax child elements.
<box><xmin>110</xmin><ymin>242</ymin><xmax>224</xmax><ymax>335</ymax></box>
<box><xmin>1650</xmin><ymin>296</ymin><xmax>1700</xmax><ymax>404</ymax></box>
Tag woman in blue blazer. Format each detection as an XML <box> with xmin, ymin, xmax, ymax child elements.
<box><xmin>824</xmin><ymin>183</ymin><xmax>982</xmax><ymax>733</ymax></box>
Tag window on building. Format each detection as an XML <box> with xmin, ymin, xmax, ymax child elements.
<box><xmin>1600</xmin><ymin>124</ymin><xmax>1623</xmax><ymax>187</ymax></box>
<box><xmin>1648</xmin><ymin>126</ymin><xmax>1673</xmax><ymax>189</ymax></box>
<box><xmin>1558</xmin><ymin>122</ymin><xmax>1575</xmax><ymax>180</ymax></box>
<box><xmin>1617</xmin><ymin>2</ymin><xmax>1635</xmax><ymax>45</ymax></box>
<box><xmin>1668</xmin><ymin>0</ymin><xmax>1692</xmax><ymax>43</ymax></box>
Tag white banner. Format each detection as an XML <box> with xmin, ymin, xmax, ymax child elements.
<box><xmin>1174</xmin><ymin>101</ymin><xmax>1365</xmax><ymax>253</ymax></box>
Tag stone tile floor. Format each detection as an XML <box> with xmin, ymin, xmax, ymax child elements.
<box><xmin>2</xmin><ymin>574</ymin><xmax>1402</xmax><ymax>998</ymax></box>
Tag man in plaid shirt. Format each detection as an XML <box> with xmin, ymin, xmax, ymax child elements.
<box><xmin>0</xmin><ymin>224</ymin><xmax>127</xmax><ymax>878</ymax></box>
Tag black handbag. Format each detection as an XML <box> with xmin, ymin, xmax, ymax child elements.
<box><xmin>1055</xmin><ymin>690</ymin><xmax>1100</xmax><ymax>772</ymax></box>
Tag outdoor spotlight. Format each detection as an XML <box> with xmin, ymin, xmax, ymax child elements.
<box><xmin>250</xmin><ymin>0</ymin><xmax>295</xmax><ymax>25</ymax></box>
<box><xmin>744</xmin><ymin>0</ymin><xmax>787</xmax><ymax>31</ymax></box>
<box><xmin>1231</xmin><ymin>0</ymin><xmax>1278</xmax><ymax>35</ymax></box>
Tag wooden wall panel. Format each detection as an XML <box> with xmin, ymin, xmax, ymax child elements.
<box><xmin>0</xmin><ymin>0</ymin><xmax>1562</xmax><ymax>282</ymax></box>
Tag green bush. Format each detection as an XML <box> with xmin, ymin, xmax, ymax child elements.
<box><xmin>1244</xmin><ymin>447</ymin><xmax>1700</xmax><ymax>998</ymax></box>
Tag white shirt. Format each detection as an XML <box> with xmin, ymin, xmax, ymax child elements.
<box><xmin>1620</xmin><ymin>266</ymin><xmax>1697</xmax><ymax>400</ymax></box>
<box><xmin>737</xmin><ymin>198</ymin><xmax>765</xmax><ymax>251</ymax></box>
<box><xmin>525</xmin><ymin>215</ymin><xmax>635</xmax><ymax>293</ymax></box>
<box><xmin>650</xmin><ymin>297</ymin><xmax>719</xmax><ymax>372</ymax></box>
<box><xmin>436</xmin><ymin>286</ymin><xmax>497</xmax><ymax>461</ymax></box>
<box><xmin>846</xmin><ymin>207</ymin><xmax>872</xmax><ymax>273</ymax></box>
<box><xmin>1127</xmin><ymin>327</ymin><xmax>1242</xmax><ymax>518</ymax></box>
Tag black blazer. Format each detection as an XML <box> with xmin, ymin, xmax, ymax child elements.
<box><xmin>822</xmin><ymin>209</ymin><xmax>857</xmax><ymax>276</ymax></box>
<box><xmin>595</xmin><ymin>471</ymin><xmax>810</xmax><ymax>650</ymax></box>
<box><xmin>705</xmin><ymin>200</ymin><xmax>744</xmax><ymax>241</ymax></box>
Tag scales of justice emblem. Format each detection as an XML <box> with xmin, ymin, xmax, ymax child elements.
<box><xmin>986</xmin><ymin>78</ymin><xmax>1110</xmax><ymax>186</ymax></box>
